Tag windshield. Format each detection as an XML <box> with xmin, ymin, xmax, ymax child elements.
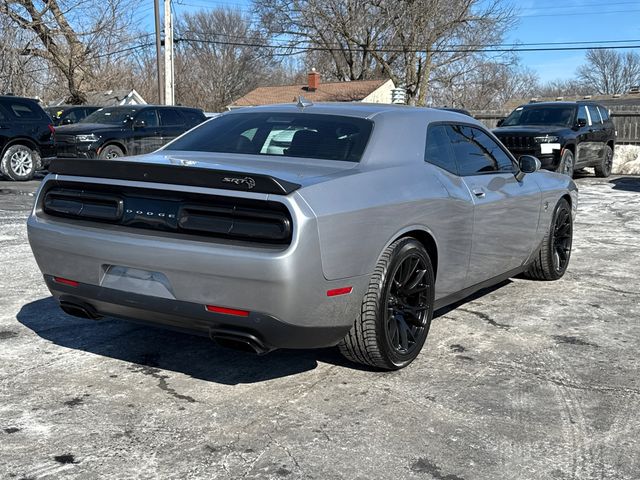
<box><xmin>164</xmin><ymin>112</ymin><xmax>373</xmax><ymax>162</ymax></box>
<box><xmin>82</xmin><ymin>107</ymin><xmax>138</xmax><ymax>125</ymax></box>
<box><xmin>502</xmin><ymin>105</ymin><xmax>575</xmax><ymax>127</ymax></box>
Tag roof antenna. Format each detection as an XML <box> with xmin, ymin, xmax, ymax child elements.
<box><xmin>296</xmin><ymin>96</ymin><xmax>313</xmax><ymax>108</ymax></box>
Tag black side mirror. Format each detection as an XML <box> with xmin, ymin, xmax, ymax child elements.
<box><xmin>576</xmin><ymin>118</ymin><xmax>587</xmax><ymax>128</ymax></box>
<box><xmin>61</xmin><ymin>117</ymin><xmax>73</xmax><ymax>125</ymax></box>
<box><xmin>133</xmin><ymin>119</ymin><xmax>146</xmax><ymax>129</ymax></box>
<box><xmin>516</xmin><ymin>155</ymin><xmax>541</xmax><ymax>181</ymax></box>
<box><xmin>496</xmin><ymin>118</ymin><xmax>504</xmax><ymax>127</ymax></box>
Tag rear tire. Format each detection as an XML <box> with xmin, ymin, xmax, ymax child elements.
<box><xmin>338</xmin><ymin>238</ymin><xmax>435</xmax><ymax>370</ymax></box>
<box><xmin>594</xmin><ymin>145</ymin><xmax>613</xmax><ymax>178</ymax></box>
<box><xmin>1</xmin><ymin>144</ymin><xmax>36</xmax><ymax>181</ymax></box>
<box><xmin>523</xmin><ymin>198</ymin><xmax>573</xmax><ymax>281</ymax></box>
<box><xmin>556</xmin><ymin>149</ymin><xmax>574</xmax><ymax>178</ymax></box>
<box><xmin>98</xmin><ymin>144</ymin><xmax>124</xmax><ymax>159</ymax></box>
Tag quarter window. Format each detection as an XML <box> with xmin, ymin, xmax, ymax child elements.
<box><xmin>425</xmin><ymin>124</ymin><xmax>457</xmax><ymax>174</ymax></box>
<box><xmin>446</xmin><ymin>125</ymin><xmax>514</xmax><ymax>176</ymax></box>
<box><xmin>597</xmin><ymin>106</ymin><xmax>610</xmax><ymax>121</ymax></box>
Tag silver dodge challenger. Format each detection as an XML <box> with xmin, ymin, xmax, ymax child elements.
<box><xmin>27</xmin><ymin>102</ymin><xmax>577</xmax><ymax>370</ymax></box>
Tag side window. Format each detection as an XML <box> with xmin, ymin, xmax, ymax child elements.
<box><xmin>577</xmin><ymin>105</ymin><xmax>589</xmax><ymax>126</ymax></box>
<box><xmin>425</xmin><ymin>124</ymin><xmax>457</xmax><ymax>175</ymax></box>
<box><xmin>65</xmin><ymin>109</ymin><xmax>82</xmax><ymax>123</ymax></box>
<box><xmin>588</xmin><ymin>105</ymin><xmax>602</xmax><ymax>125</ymax></box>
<box><xmin>136</xmin><ymin>109</ymin><xmax>159</xmax><ymax>128</ymax></box>
<box><xmin>182</xmin><ymin>110</ymin><xmax>204</xmax><ymax>126</ymax></box>
<box><xmin>159</xmin><ymin>109</ymin><xmax>184</xmax><ymax>126</ymax></box>
<box><xmin>597</xmin><ymin>106</ymin><xmax>610</xmax><ymax>122</ymax></box>
<box><xmin>446</xmin><ymin>125</ymin><xmax>511</xmax><ymax>176</ymax></box>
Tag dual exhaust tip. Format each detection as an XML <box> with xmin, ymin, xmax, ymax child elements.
<box><xmin>57</xmin><ymin>300</ymin><xmax>272</xmax><ymax>355</ymax></box>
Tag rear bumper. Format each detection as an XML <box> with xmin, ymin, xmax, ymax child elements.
<box><xmin>45</xmin><ymin>276</ymin><xmax>352</xmax><ymax>350</ymax></box>
<box><xmin>27</xmin><ymin>177</ymin><xmax>368</xmax><ymax>349</ymax></box>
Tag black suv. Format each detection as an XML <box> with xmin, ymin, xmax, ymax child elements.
<box><xmin>45</xmin><ymin>105</ymin><xmax>101</xmax><ymax>126</ymax></box>
<box><xmin>55</xmin><ymin>105</ymin><xmax>206</xmax><ymax>159</ymax></box>
<box><xmin>0</xmin><ymin>95</ymin><xmax>55</xmax><ymax>181</ymax></box>
<box><xmin>493</xmin><ymin>101</ymin><xmax>616</xmax><ymax>177</ymax></box>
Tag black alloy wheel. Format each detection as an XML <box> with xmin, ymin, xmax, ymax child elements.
<box><xmin>384</xmin><ymin>254</ymin><xmax>431</xmax><ymax>356</ymax></box>
<box><xmin>523</xmin><ymin>198</ymin><xmax>573</xmax><ymax>281</ymax></box>
<box><xmin>551</xmin><ymin>204</ymin><xmax>572</xmax><ymax>274</ymax></box>
<box><xmin>338</xmin><ymin>237</ymin><xmax>435</xmax><ymax>370</ymax></box>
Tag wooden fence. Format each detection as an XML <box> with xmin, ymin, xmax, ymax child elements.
<box><xmin>471</xmin><ymin>107</ymin><xmax>640</xmax><ymax>145</ymax></box>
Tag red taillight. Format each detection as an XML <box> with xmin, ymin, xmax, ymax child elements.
<box><xmin>53</xmin><ymin>277</ymin><xmax>79</xmax><ymax>287</ymax></box>
<box><xmin>205</xmin><ymin>305</ymin><xmax>250</xmax><ymax>317</ymax></box>
<box><xmin>326</xmin><ymin>287</ymin><xmax>353</xmax><ymax>297</ymax></box>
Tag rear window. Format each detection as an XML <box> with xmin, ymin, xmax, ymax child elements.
<box><xmin>7</xmin><ymin>101</ymin><xmax>45</xmax><ymax>120</ymax></box>
<box><xmin>165</xmin><ymin>112</ymin><xmax>373</xmax><ymax>162</ymax></box>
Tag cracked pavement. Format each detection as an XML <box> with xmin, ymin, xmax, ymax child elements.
<box><xmin>1</xmin><ymin>175</ymin><xmax>639</xmax><ymax>479</ymax></box>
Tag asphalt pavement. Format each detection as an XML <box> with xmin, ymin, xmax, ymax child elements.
<box><xmin>1</xmin><ymin>175</ymin><xmax>639</xmax><ymax>480</ymax></box>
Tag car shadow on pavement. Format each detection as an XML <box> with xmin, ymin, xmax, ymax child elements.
<box><xmin>610</xmin><ymin>177</ymin><xmax>640</xmax><ymax>192</ymax></box>
<box><xmin>17</xmin><ymin>297</ymin><xmax>352</xmax><ymax>385</ymax></box>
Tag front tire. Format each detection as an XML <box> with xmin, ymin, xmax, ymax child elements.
<box><xmin>523</xmin><ymin>198</ymin><xmax>573</xmax><ymax>281</ymax></box>
<box><xmin>338</xmin><ymin>238</ymin><xmax>435</xmax><ymax>370</ymax></box>
<box><xmin>594</xmin><ymin>145</ymin><xmax>613</xmax><ymax>178</ymax></box>
<box><xmin>557</xmin><ymin>149</ymin><xmax>574</xmax><ymax>178</ymax></box>
<box><xmin>98</xmin><ymin>144</ymin><xmax>124</xmax><ymax>159</ymax></box>
<box><xmin>1</xmin><ymin>145</ymin><xmax>37</xmax><ymax>181</ymax></box>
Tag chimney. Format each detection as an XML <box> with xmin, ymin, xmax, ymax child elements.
<box><xmin>307</xmin><ymin>68</ymin><xmax>320</xmax><ymax>91</ymax></box>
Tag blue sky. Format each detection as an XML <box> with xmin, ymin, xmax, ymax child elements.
<box><xmin>506</xmin><ymin>0</ymin><xmax>640</xmax><ymax>82</ymax></box>
<box><xmin>153</xmin><ymin>0</ymin><xmax>640</xmax><ymax>84</ymax></box>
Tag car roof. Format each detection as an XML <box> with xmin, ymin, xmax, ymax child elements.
<box><xmin>519</xmin><ymin>101</ymin><xmax>605</xmax><ymax>108</ymax></box>
<box><xmin>227</xmin><ymin>102</ymin><xmax>481</xmax><ymax>124</ymax></box>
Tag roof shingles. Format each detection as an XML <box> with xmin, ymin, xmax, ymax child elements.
<box><xmin>230</xmin><ymin>79</ymin><xmax>389</xmax><ymax>107</ymax></box>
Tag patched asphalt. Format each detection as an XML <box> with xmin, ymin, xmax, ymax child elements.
<box><xmin>1</xmin><ymin>175</ymin><xmax>639</xmax><ymax>480</ymax></box>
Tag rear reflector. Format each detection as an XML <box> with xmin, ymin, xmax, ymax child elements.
<box><xmin>205</xmin><ymin>305</ymin><xmax>250</xmax><ymax>317</ymax></box>
<box><xmin>326</xmin><ymin>287</ymin><xmax>353</xmax><ymax>297</ymax></box>
<box><xmin>54</xmin><ymin>277</ymin><xmax>79</xmax><ymax>287</ymax></box>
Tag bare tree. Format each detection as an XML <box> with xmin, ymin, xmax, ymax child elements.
<box><xmin>254</xmin><ymin>0</ymin><xmax>515</xmax><ymax>105</ymax></box>
<box><xmin>174</xmin><ymin>8</ymin><xmax>276</xmax><ymax>111</ymax></box>
<box><xmin>432</xmin><ymin>58</ymin><xmax>538</xmax><ymax>110</ymax></box>
<box><xmin>0</xmin><ymin>0</ymin><xmax>136</xmax><ymax>103</ymax></box>
<box><xmin>577</xmin><ymin>49</ymin><xmax>640</xmax><ymax>95</ymax></box>
<box><xmin>536</xmin><ymin>78</ymin><xmax>591</xmax><ymax>99</ymax></box>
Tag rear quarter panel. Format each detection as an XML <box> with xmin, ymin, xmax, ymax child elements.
<box><xmin>298</xmin><ymin>164</ymin><xmax>474</xmax><ymax>299</ymax></box>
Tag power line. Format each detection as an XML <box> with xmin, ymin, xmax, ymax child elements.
<box><xmin>173</xmin><ymin>36</ymin><xmax>640</xmax><ymax>56</ymax></box>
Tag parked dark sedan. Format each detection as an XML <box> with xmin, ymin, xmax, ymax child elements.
<box><xmin>54</xmin><ymin>105</ymin><xmax>206</xmax><ymax>159</ymax></box>
<box><xmin>45</xmin><ymin>105</ymin><xmax>101</xmax><ymax>126</ymax></box>
<box><xmin>493</xmin><ymin>101</ymin><xmax>616</xmax><ymax>177</ymax></box>
<box><xmin>0</xmin><ymin>95</ymin><xmax>55</xmax><ymax>181</ymax></box>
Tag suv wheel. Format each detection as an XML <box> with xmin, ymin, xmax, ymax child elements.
<box><xmin>557</xmin><ymin>149</ymin><xmax>574</xmax><ymax>178</ymax></box>
<box><xmin>338</xmin><ymin>238</ymin><xmax>435</xmax><ymax>370</ymax></box>
<box><xmin>594</xmin><ymin>145</ymin><xmax>613</xmax><ymax>178</ymax></box>
<box><xmin>98</xmin><ymin>144</ymin><xmax>124</xmax><ymax>160</ymax></box>
<box><xmin>1</xmin><ymin>145</ymin><xmax>36</xmax><ymax>181</ymax></box>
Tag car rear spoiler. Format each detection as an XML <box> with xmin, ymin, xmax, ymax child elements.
<box><xmin>48</xmin><ymin>158</ymin><xmax>302</xmax><ymax>195</ymax></box>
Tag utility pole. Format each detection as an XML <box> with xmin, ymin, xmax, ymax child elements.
<box><xmin>153</xmin><ymin>0</ymin><xmax>164</xmax><ymax>104</ymax></box>
<box><xmin>164</xmin><ymin>0</ymin><xmax>175</xmax><ymax>106</ymax></box>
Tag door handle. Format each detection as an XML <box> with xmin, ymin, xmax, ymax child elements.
<box><xmin>472</xmin><ymin>188</ymin><xmax>486</xmax><ymax>198</ymax></box>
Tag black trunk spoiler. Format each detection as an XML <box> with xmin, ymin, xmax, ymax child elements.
<box><xmin>48</xmin><ymin>158</ymin><xmax>302</xmax><ymax>195</ymax></box>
